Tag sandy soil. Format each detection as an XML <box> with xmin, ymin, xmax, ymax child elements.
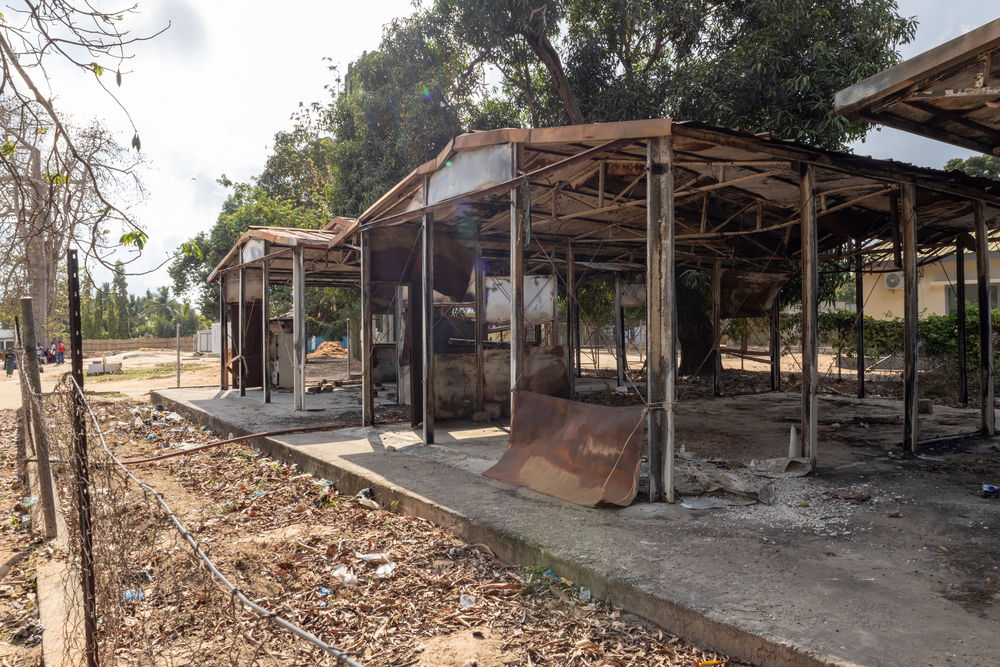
<box><xmin>0</xmin><ymin>349</ymin><xmax>218</xmax><ymax>410</ymax></box>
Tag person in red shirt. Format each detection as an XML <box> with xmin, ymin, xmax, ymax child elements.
<box><xmin>56</xmin><ymin>340</ymin><xmax>65</xmax><ymax>365</ymax></box>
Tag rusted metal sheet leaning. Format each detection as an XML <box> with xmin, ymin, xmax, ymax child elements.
<box><xmin>483</xmin><ymin>390</ymin><xmax>646</xmax><ymax>507</ymax></box>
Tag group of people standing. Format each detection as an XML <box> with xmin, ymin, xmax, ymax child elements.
<box><xmin>3</xmin><ymin>340</ymin><xmax>64</xmax><ymax>378</ymax></box>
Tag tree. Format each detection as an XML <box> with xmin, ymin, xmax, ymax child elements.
<box><xmin>169</xmin><ymin>181</ymin><xmax>328</xmax><ymax>317</ymax></box>
<box><xmin>344</xmin><ymin>0</ymin><xmax>915</xmax><ymax>373</ymax></box>
<box><xmin>0</xmin><ymin>100</ymin><xmax>141</xmax><ymax>338</ymax></box>
<box><xmin>0</xmin><ymin>3</ymin><xmax>163</xmax><ymax>337</ymax></box>
<box><xmin>944</xmin><ymin>155</ymin><xmax>1000</xmax><ymax>180</ymax></box>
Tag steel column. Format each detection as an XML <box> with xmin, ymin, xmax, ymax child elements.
<box><xmin>292</xmin><ymin>245</ymin><xmax>306</xmax><ymax>411</ymax></box>
<box><xmin>646</xmin><ymin>135</ymin><xmax>675</xmax><ymax>502</ymax></box>
<box><xmin>566</xmin><ymin>242</ymin><xmax>576</xmax><ymax>398</ymax></box>
<box><xmin>770</xmin><ymin>297</ymin><xmax>781</xmax><ymax>392</ymax></box>
<box><xmin>219</xmin><ymin>278</ymin><xmax>228</xmax><ymax>390</ymax></box>
<box><xmin>474</xmin><ymin>238</ymin><xmax>485</xmax><ymax>412</ymax></box>
<box><xmin>422</xmin><ymin>208</ymin><xmax>436</xmax><ymax>443</ymax></box>
<box><xmin>712</xmin><ymin>258</ymin><xmax>722</xmax><ymax>397</ymax></box>
<box><xmin>800</xmin><ymin>163</ymin><xmax>819</xmax><ymax>468</ymax></box>
<box><xmin>361</xmin><ymin>230</ymin><xmax>375</xmax><ymax>426</ymax></box>
<box><xmin>900</xmin><ymin>183</ymin><xmax>919</xmax><ymax>452</ymax></box>
<box><xmin>975</xmin><ymin>200</ymin><xmax>995</xmax><ymax>435</ymax></box>
<box><xmin>956</xmin><ymin>239</ymin><xmax>968</xmax><ymax>405</ymax></box>
<box><xmin>238</xmin><ymin>268</ymin><xmax>246</xmax><ymax>397</ymax></box>
<box><xmin>614</xmin><ymin>272</ymin><xmax>627</xmax><ymax>386</ymax></box>
<box><xmin>855</xmin><ymin>243</ymin><xmax>865</xmax><ymax>398</ymax></box>
<box><xmin>261</xmin><ymin>251</ymin><xmax>271</xmax><ymax>403</ymax></box>
<box><xmin>510</xmin><ymin>146</ymin><xmax>525</xmax><ymax>416</ymax></box>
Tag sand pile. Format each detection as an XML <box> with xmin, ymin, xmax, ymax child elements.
<box><xmin>308</xmin><ymin>340</ymin><xmax>348</xmax><ymax>359</ymax></box>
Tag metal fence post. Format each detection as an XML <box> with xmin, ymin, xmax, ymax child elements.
<box><xmin>68</xmin><ymin>249</ymin><xmax>99</xmax><ymax>666</ymax></box>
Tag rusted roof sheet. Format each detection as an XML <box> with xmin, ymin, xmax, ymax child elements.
<box><xmin>358</xmin><ymin>118</ymin><xmax>1000</xmax><ymax>274</ymax></box>
<box><xmin>205</xmin><ymin>224</ymin><xmax>359</xmax><ymax>285</ymax></box>
<box><xmin>834</xmin><ymin>19</ymin><xmax>1000</xmax><ymax>155</ymax></box>
<box><xmin>483</xmin><ymin>390</ymin><xmax>645</xmax><ymax>507</ymax></box>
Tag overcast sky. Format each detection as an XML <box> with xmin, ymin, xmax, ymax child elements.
<box><xmin>53</xmin><ymin>1</ymin><xmax>999</xmax><ymax>296</ymax></box>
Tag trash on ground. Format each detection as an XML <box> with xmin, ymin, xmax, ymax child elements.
<box><xmin>823</xmin><ymin>489</ymin><xmax>871</xmax><ymax>503</ymax></box>
<box><xmin>746</xmin><ymin>456</ymin><xmax>811</xmax><ymax>477</ymax></box>
<box><xmin>459</xmin><ymin>593</ymin><xmax>477</xmax><ymax>608</ymax></box>
<box><xmin>674</xmin><ymin>459</ymin><xmax>776</xmax><ymax>505</ymax></box>
<box><xmin>375</xmin><ymin>562</ymin><xmax>397</xmax><ymax>578</ymax></box>
<box><xmin>579</xmin><ymin>587</ymin><xmax>591</xmax><ymax>601</ymax></box>
<box><xmin>680</xmin><ymin>497</ymin><xmax>730</xmax><ymax>510</ymax></box>
<box><xmin>982</xmin><ymin>484</ymin><xmax>999</xmax><ymax>499</ymax></box>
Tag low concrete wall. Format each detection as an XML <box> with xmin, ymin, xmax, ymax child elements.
<box><xmin>83</xmin><ymin>337</ymin><xmax>195</xmax><ymax>355</ymax></box>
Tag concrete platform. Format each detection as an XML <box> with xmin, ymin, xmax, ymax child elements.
<box><xmin>150</xmin><ymin>386</ymin><xmax>1000</xmax><ymax>667</ymax></box>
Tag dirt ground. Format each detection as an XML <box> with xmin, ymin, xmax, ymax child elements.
<box><xmin>0</xmin><ymin>400</ymin><xmax>739</xmax><ymax>666</ymax></box>
<box><xmin>0</xmin><ymin>349</ymin><xmax>218</xmax><ymax>410</ymax></box>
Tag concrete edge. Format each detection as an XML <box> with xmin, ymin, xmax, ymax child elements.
<box><xmin>151</xmin><ymin>390</ymin><xmax>862</xmax><ymax>667</ymax></box>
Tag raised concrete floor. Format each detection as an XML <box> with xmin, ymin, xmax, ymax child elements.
<box><xmin>151</xmin><ymin>385</ymin><xmax>1000</xmax><ymax>667</ymax></box>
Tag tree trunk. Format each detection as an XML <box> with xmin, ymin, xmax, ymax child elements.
<box><xmin>519</xmin><ymin>30</ymin><xmax>585</xmax><ymax>125</ymax></box>
<box><xmin>677</xmin><ymin>273</ymin><xmax>715</xmax><ymax>376</ymax></box>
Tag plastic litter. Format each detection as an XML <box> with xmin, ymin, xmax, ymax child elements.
<box><xmin>332</xmin><ymin>564</ymin><xmax>357</xmax><ymax>586</ymax></box>
<box><xmin>983</xmin><ymin>484</ymin><xmax>999</xmax><ymax>499</ymax></box>
<box><xmin>356</xmin><ymin>496</ymin><xmax>380</xmax><ymax>510</ymax></box>
<box><xmin>145</xmin><ymin>434</ymin><xmax>157</xmax><ymax>441</ymax></box>
<box><xmin>375</xmin><ymin>562</ymin><xmax>397</xmax><ymax>578</ymax></box>
<box><xmin>123</xmin><ymin>589</ymin><xmax>145</xmax><ymax>601</ymax></box>
<box><xmin>317</xmin><ymin>587</ymin><xmax>331</xmax><ymax>596</ymax></box>
<box><xmin>680</xmin><ymin>497</ymin><xmax>729</xmax><ymax>510</ymax></box>
<box><xmin>356</xmin><ymin>552</ymin><xmax>390</xmax><ymax>563</ymax></box>
<box><xmin>459</xmin><ymin>594</ymin><xmax>476</xmax><ymax>608</ymax></box>
<box><xmin>22</xmin><ymin>496</ymin><xmax>37</xmax><ymax>508</ymax></box>
<box><xmin>247</xmin><ymin>491</ymin><xmax>265</xmax><ymax>499</ymax></box>
<box><xmin>579</xmin><ymin>587</ymin><xmax>591</xmax><ymax>601</ymax></box>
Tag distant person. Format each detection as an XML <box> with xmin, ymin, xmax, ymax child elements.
<box><xmin>3</xmin><ymin>349</ymin><xmax>14</xmax><ymax>378</ymax></box>
<box><xmin>56</xmin><ymin>340</ymin><xmax>65</xmax><ymax>365</ymax></box>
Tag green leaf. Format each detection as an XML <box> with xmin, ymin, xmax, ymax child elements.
<box><xmin>0</xmin><ymin>140</ymin><xmax>14</xmax><ymax>158</ymax></box>
<box><xmin>131</xmin><ymin>133</ymin><xmax>141</xmax><ymax>152</ymax></box>
<box><xmin>180</xmin><ymin>241</ymin><xmax>203</xmax><ymax>260</ymax></box>
<box><xmin>116</xmin><ymin>70</ymin><xmax>122</xmax><ymax>87</ymax></box>
<box><xmin>119</xmin><ymin>231</ymin><xmax>148</xmax><ymax>250</ymax></box>
<box><xmin>90</xmin><ymin>62</ymin><xmax>104</xmax><ymax>76</ymax></box>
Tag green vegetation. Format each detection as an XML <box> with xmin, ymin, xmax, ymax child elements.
<box><xmin>172</xmin><ymin>0</ymin><xmax>917</xmax><ymax>371</ymax></box>
<box><xmin>81</xmin><ymin>266</ymin><xmax>202</xmax><ymax>339</ymax></box>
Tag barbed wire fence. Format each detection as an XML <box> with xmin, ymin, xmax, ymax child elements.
<box><xmin>13</xmin><ymin>250</ymin><xmax>364</xmax><ymax>666</ymax></box>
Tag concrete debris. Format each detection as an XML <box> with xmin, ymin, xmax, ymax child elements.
<box><xmin>746</xmin><ymin>456</ymin><xmax>811</xmax><ymax>477</ymax></box>
<box><xmin>674</xmin><ymin>460</ymin><xmax>776</xmax><ymax>505</ymax></box>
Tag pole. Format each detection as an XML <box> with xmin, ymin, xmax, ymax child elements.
<box><xmin>219</xmin><ymin>278</ymin><xmax>228</xmax><ymax>390</ymax></box>
<box><xmin>175</xmin><ymin>323</ymin><xmax>181</xmax><ymax>388</ymax></box>
<box><xmin>262</xmin><ymin>252</ymin><xmax>271</xmax><ymax>404</ymax></box>
<box><xmin>855</xmin><ymin>242</ymin><xmax>865</xmax><ymax>398</ymax></box>
<box><xmin>474</xmin><ymin>238</ymin><xmax>485</xmax><ymax>412</ymax></box>
<box><xmin>510</xmin><ymin>145</ymin><xmax>524</xmax><ymax>417</ymax></box>
<box><xmin>238</xmin><ymin>268</ymin><xmax>246</xmax><ymax>397</ymax></box>
<box><xmin>770</xmin><ymin>297</ymin><xmax>781</xmax><ymax>391</ymax></box>
<box><xmin>566</xmin><ymin>242</ymin><xmax>576</xmax><ymax>398</ymax></box>
<box><xmin>67</xmin><ymin>250</ymin><xmax>98</xmax><ymax>667</ymax></box>
<box><xmin>361</xmin><ymin>230</ymin><xmax>375</xmax><ymax>426</ymax></box>
<box><xmin>421</xmin><ymin>208</ymin><xmax>436</xmax><ymax>443</ymax></box>
<box><xmin>956</xmin><ymin>239</ymin><xmax>968</xmax><ymax>405</ymax></box>
<box><xmin>974</xmin><ymin>200</ymin><xmax>995</xmax><ymax>435</ymax></box>
<box><xmin>292</xmin><ymin>245</ymin><xmax>306</xmax><ymax>411</ymax></box>
<box><xmin>800</xmin><ymin>163</ymin><xmax>819</xmax><ymax>469</ymax></box>
<box><xmin>713</xmin><ymin>258</ymin><xmax>722</xmax><ymax>397</ymax></box>
<box><xmin>18</xmin><ymin>298</ymin><xmax>57</xmax><ymax>537</ymax></box>
<box><xmin>646</xmin><ymin>135</ymin><xmax>675</xmax><ymax>502</ymax></box>
<box><xmin>900</xmin><ymin>182</ymin><xmax>919</xmax><ymax>452</ymax></box>
<box><xmin>614</xmin><ymin>272</ymin><xmax>626</xmax><ymax>387</ymax></box>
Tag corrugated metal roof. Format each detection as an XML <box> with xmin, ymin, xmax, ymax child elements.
<box><xmin>835</xmin><ymin>18</ymin><xmax>1000</xmax><ymax>156</ymax></box>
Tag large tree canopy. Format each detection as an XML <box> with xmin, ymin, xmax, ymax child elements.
<box><xmin>179</xmin><ymin>0</ymin><xmax>917</xmax><ymax>373</ymax></box>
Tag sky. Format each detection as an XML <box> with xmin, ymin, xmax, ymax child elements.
<box><xmin>42</xmin><ymin>0</ymin><xmax>1000</xmax><ymax>297</ymax></box>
